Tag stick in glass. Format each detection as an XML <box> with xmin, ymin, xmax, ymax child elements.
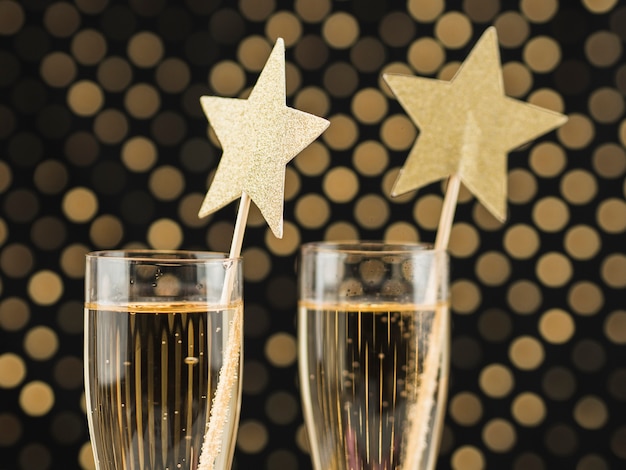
<box><xmin>383</xmin><ymin>27</ymin><xmax>568</xmax><ymax>469</ymax></box>
<box><xmin>195</xmin><ymin>38</ymin><xmax>329</xmax><ymax>469</ymax></box>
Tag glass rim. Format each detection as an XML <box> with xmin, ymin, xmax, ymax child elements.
<box><xmin>300</xmin><ymin>240</ymin><xmax>443</xmax><ymax>255</ymax></box>
<box><xmin>85</xmin><ymin>249</ymin><xmax>241</xmax><ymax>263</ymax></box>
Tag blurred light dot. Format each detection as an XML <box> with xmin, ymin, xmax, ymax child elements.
<box><xmin>509</xmin><ymin>336</ymin><xmax>544</xmax><ymax>370</ymax></box>
<box><xmin>240</xmin><ymin>0</ymin><xmax>275</xmax><ymax>21</ymax></box>
<box><xmin>323</xmin><ymin>62</ymin><xmax>358</xmax><ymax>98</ymax></box>
<box><xmin>210</xmin><ymin>60</ymin><xmax>246</xmax><ymax>97</ymax></box>
<box><xmin>472</xmin><ymin>203</ymin><xmax>503</xmax><ymax>231</ymax></box>
<box><xmin>149</xmin><ymin>165</ymin><xmax>184</xmax><ymax>201</ymax></box>
<box><xmin>464</xmin><ymin>0</ymin><xmax>499</xmax><ymax>22</ymax></box>
<box><xmin>156</xmin><ymin>58</ymin><xmax>190</xmax><ymax>93</ymax></box>
<box><xmin>451</xmin><ymin>445</ymin><xmax>485</xmax><ymax>470</ymax></box>
<box><xmin>450</xmin><ymin>279</ymin><xmax>481</xmax><ymax>315</ymax></box>
<box><xmin>528</xmin><ymin>88</ymin><xmax>565</xmax><ymax>113</ymax></box>
<box><xmin>597</xmin><ymin>198</ymin><xmax>626</xmax><ymax>233</ymax></box>
<box><xmin>44</xmin><ymin>2</ymin><xmax>80</xmax><ymax>37</ymax></box>
<box><xmin>532</xmin><ymin>197</ymin><xmax>569</xmax><ymax>232</ymax></box>
<box><xmin>557</xmin><ymin>114</ymin><xmax>594</xmax><ymax>150</ymax></box>
<box><xmin>353</xmin><ymin>141</ymin><xmax>388</xmax><ymax>177</ymax></box>
<box><xmin>568</xmin><ymin>281</ymin><xmax>603</xmax><ymax>316</ymax></box>
<box><xmin>605</xmin><ymin>311</ymin><xmax>626</xmax><ymax>344</ymax></box>
<box><xmin>507</xmin><ymin>280</ymin><xmax>541</xmax><ymax>315</ymax></box>
<box><xmin>512</xmin><ymin>392</ymin><xmax>546</xmax><ymax>427</ymax></box>
<box><xmin>0</xmin><ymin>413</ymin><xmax>21</xmax><ymax>446</ymax></box>
<box><xmin>237</xmin><ymin>419</ymin><xmax>269</xmax><ymax>453</ymax></box>
<box><xmin>384</xmin><ymin>222</ymin><xmax>419</xmax><ymax>243</ymax></box>
<box><xmin>529</xmin><ymin>142</ymin><xmax>566</xmax><ymax>177</ymax></box>
<box><xmin>322</xmin><ymin>12</ymin><xmax>359</xmax><ymax>48</ymax></box>
<box><xmin>435</xmin><ymin>12</ymin><xmax>472</xmax><ymax>49</ymax></box>
<box><xmin>90</xmin><ymin>215</ymin><xmax>124</xmax><ymax>248</ymax></box>
<box><xmin>265</xmin><ymin>332</ymin><xmax>296</xmax><ymax>367</ymax></box>
<box><xmin>408</xmin><ymin>0</ymin><xmax>444</xmax><ymax>23</ymax></box>
<box><xmin>536</xmin><ymin>252</ymin><xmax>572</xmax><ymax>287</ymax></box>
<box><xmin>413</xmin><ymin>195</ymin><xmax>442</xmax><ymax>230</ymax></box>
<box><xmin>67</xmin><ymin>80</ymin><xmax>104</xmax><ymax>117</ymax></box>
<box><xmin>585</xmin><ymin>31</ymin><xmax>622</xmax><ymax>68</ymax></box>
<box><xmin>238</xmin><ymin>35</ymin><xmax>271</xmax><ymax>72</ymax></box>
<box><xmin>40</xmin><ymin>52</ymin><xmax>76</xmax><ymax>87</ymax></box>
<box><xmin>508</xmin><ymin>169</ymin><xmax>537</xmax><ymax>204</ymax></box>
<box><xmin>577</xmin><ymin>455</ymin><xmax>608</xmax><ymax>470</ymax></box>
<box><xmin>476</xmin><ymin>252</ymin><xmax>510</xmax><ymax>286</ymax></box>
<box><xmin>323</xmin><ymin>167</ymin><xmax>359</xmax><ymax>203</ymax></box>
<box><xmin>574</xmin><ymin>396</ymin><xmax>608</xmax><ymax>430</ymax></box>
<box><xmin>71</xmin><ymin>29</ymin><xmax>106</xmax><ymax>65</ymax></box>
<box><xmin>242</xmin><ymin>247</ymin><xmax>271</xmax><ymax>282</ymax></box>
<box><xmin>521</xmin><ymin>0</ymin><xmax>558</xmax><ymax>22</ymax></box>
<box><xmin>380</xmin><ymin>11</ymin><xmax>415</xmax><ymax>47</ymax></box>
<box><xmin>325</xmin><ymin>222</ymin><xmax>359</xmax><ymax>241</ymax></box>
<box><xmin>266</xmin><ymin>11</ymin><xmax>302</xmax><ymax>46</ymax></box>
<box><xmin>61</xmin><ymin>244</ymin><xmax>88</xmax><ymax>278</ymax></box>
<box><xmin>323</xmin><ymin>114</ymin><xmax>358</xmax><ymax>150</ymax></box>
<box><xmin>294</xmin><ymin>0</ymin><xmax>330</xmax><ymax>22</ymax></box>
<box><xmin>178</xmin><ymin>193</ymin><xmax>206</xmax><ymax>229</ymax></box>
<box><xmin>19</xmin><ymin>381</ymin><xmax>54</xmax><ymax>416</ymax></box>
<box><xmin>125</xmin><ymin>83</ymin><xmax>160</xmax><ymax>119</ymax></box>
<box><xmin>495</xmin><ymin>12</ymin><xmax>529</xmax><ymax>48</ymax></box>
<box><xmin>63</xmin><ymin>187</ymin><xmax>98</xmax><ymax>223</ymax></box>
<box><xmin>524</xmin><ymin>36</ymin><xmax>561</xmax><ymax>73</ymax></box>
<box><xmin>351</xmin><ymin>88</ymin><xmax>387</xmax><ymax>124</ymax></box>
<box><xmin>355</xmin><ymin>194</ymin><xmax>389</xmax><ymax>229</ymax></box>
<box><xmin>122</xmin><ymin>137</ymin><xmax>157</xmax><ymax>172</ymax></box>
<box><xmin>381</xmin><ymin>114</ymin><xmax>416</xmax><ymax>151</ymax></box>
<box><xmin>480</xmin><ymin>363</ymin><xmax>514</xmax><ymax>398</ymax></box>
<box><xmin>351</xmin><ymin>37</ymin><xmax>386</xmax><ymax>73</ymax></box>
<box><xmin>0</xmin><ymin>297</ymin><xmax>29</xmax><ymax>331</ymax></box>
<box><xmin>295</xmin><ymin>194</ymin><xmax>330</xmax><ymax>229</ymax></box>
<box><xmin>564</xmin><ymin>225</ymin><xmax>600</xmax><ymax>260</ymax></box>
<box><xmin>601</xmin><ymin>254</ymin><xmax>626</xmax><ymax>288</ymax></box>
<box><xmin>1</xmin><ymin>243</ymin><xmax>33</xmax><ymax>278</ymax></box>
<box><xmin>593</xmin><ymin>143</ymin><xmax>626</xmax><ymax>178</ymax></box>
<box><xmin>583</xmin><ymin>0</ymin><xmax>618</xmax><ymax>12</ymax></box>
<box><xmin>450</xmin><ymin>392</ymin><xmax>482</xmax><ymax>426</ymax></box>
<box><xmin>28</xmin><ymin>270</ymin><xmax>63</xmax><ymax>306</ymax></box>
<box><xmin>449</xmin><ymin>223</ymin><xmax>479</xmax><ymax>258</ymax></box>
<box><xmin>539</xmin><ymin>309</ymin><xmax>575</xmax><ymax>344</ymax></box>
<box><xmin>294</xmin><ymin>86</ymin><xmax>330</xmax><ymax>118</ymax></box>
<box><xmin>93</xmin><ymin>109</ymin><xmax>128</xmax><ymax>144</ymax></box>
<box><xmin>97</xmin><ymin>56</ymin><xmax>133</xmax><ymax>92</ymax></box>
<box><xmin>478</xmin><ymin>309</ymin><xmax>512</xmax><ymax>343</ymax></box>
<box><xmin>483</xmin><ymin>418</ymin><xmax>516</xmax><ymax>452</ymax></box>
<box><xmin>504</xmin><ymin>224</ymin><xmax>539</xmax><ymax>259</ymax></box>
<box><xmin>147</xmin><ymin>218</ymin><xmax>183</xmax><ymax>249</ymax></box>
<box><xmin>128</xmin><ymin>31</ymin><xmax>163</xmax><ymax>67</ymax></box>
<box><xmin>560</xmin><ymin>170</ymin><xmax>597</xmax><ymax>205</ymax></box>
<box><xmin>589</xmin><ymin>87</ymin><xmax>624</xmax><ymax>123</ymax></box>
<box><xmin>266</xmin><ymin>390</ymin><xmax>298</xmax><ymax>425</ymax></box>
<box><xmin>266</xmin><ymin>222</ymin><xmax>300</xmax><ymax>256</ymax></box>
<box><xmin>24</xmin><ymin>326</ymin><xmax>58</xmax><ymax>360</ymax></box>
<box><xmin>408</xmin><ymin>37</ymin><xmax>445</xmax><ymax>75</ymax></box>
<box><xmin>502</xmin><ymin>61</ymin><xmax>532</xmax><ymax>97</ymax></box>
<box><xmin>572</xmin><ymin>339</ymin><xmax>606</xmax><ymax>372</ymax></box>
<box><xmin>543</xmin><ymin>367</ymin><xmax>576</xmax><ymax>401</ymax></box>
<box><xmin>0</xmin><ymin>353</ymin><xmax>26</xmax><ymax>388</ymax></box>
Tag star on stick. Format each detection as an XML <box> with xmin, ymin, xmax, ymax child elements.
<box><xmin>198</xmin><ymin>38</ymin><xmax>329</xmax><ymax>238</ymax></box>
<box><xmin>383</xmin><ymin>27</ymin><xmax>568</xmax><ymax>223</ymax></box>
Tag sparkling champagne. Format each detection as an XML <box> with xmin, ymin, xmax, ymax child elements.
<box><xmin>84</xmin><ymin>302</ymin><xmax>242</xmax><ymax>470</ymax></box>
<box><xmin>298</xmin><ymin>302</ymin><xmax>448</xmax><ymax>470</ymax></box>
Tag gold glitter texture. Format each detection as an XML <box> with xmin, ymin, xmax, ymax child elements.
<box><xmin>383</xmin><ymin>27</ymin><xmax>568</xmax><ymax>222</ymax></box>
<box><xmin>198</xmin><ymin>38</ymin><xmax>330</xmax><ymax>238</ymax></box>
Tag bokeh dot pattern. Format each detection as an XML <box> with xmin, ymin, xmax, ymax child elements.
<box><xmin>0</xmin><ymin>1</ymin><xmax>625</xmax><ymax>468</ymax></box>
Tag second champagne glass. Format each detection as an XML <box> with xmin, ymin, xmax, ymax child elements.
<box><xmin>298</xmin><ymin>242</ymin><xmax>449</xmax><ymax>470</ymax></box>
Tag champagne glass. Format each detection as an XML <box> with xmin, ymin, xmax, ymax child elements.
<box><xmin>84</xmin><ymin>250</ymin><xmax>243</xmax><ymax>470</ymax></box>
<box><xmin>298</xmin><ymin>242</ymin><xmax>449</xmax><ymax>470</ymax></box>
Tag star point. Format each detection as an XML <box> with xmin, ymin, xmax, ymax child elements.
<box><xmin>383</xmin><ymin>27</ymin><xmax>568</xmax><ymax>222</ymax></box>
<box><xmin>198</xmin><ymin>38</ymin><xmax>330</xmax><ymax>238</ymax></box>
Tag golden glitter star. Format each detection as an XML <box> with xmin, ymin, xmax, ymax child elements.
<box><xmin>198</xmin><ymin>38</ymin><xmax>329</xmax><ymax>237</ymax></box>
<box><xmin>383</xmin><ymin>27</ymin><xmax>568</xmax><ymax>222</ymax></box>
